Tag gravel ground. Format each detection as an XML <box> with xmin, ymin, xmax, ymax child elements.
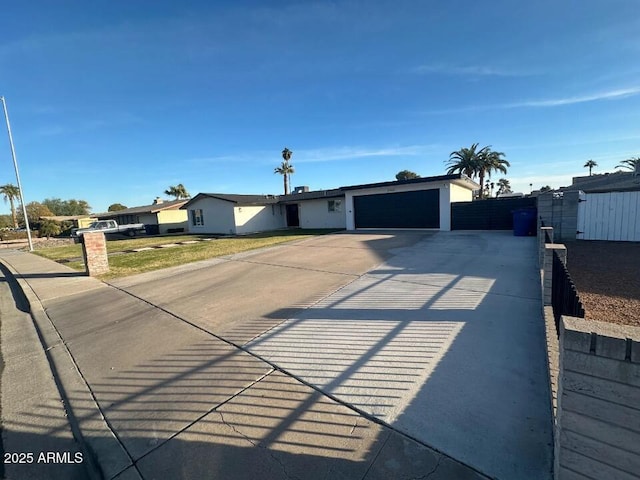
<box><xmin>566</xmin><ymin>240</ymin><xmax>640</xmax><ymax>327</ymax></box>
<box><xmin>0</xmin><ymin>237</ymin><xmax>74</xmax><ymax>250</ymax></box>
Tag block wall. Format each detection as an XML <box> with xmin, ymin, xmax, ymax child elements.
<box><xmin>538</xmin><ymin>191</ymin><xmax>580</xmax><ymax>242</ymax></box>
<box><xmin>556</xmin><ymin>316</ymin><xmax>640</xmax><ymax>480</ymax></box>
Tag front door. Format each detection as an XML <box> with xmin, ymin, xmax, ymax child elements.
<box><xmin>286</xmin><ymin>204</ymin><xmax>300</xmax><ymax>227</ymax></box>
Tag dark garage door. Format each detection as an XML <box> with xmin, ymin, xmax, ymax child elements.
<box><xmin>354</xmin><ymin>189</ymin><xmax>440</xmax><ymax>228</ymax></box>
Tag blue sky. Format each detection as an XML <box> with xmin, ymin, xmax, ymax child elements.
<box><xmin>1</xmin><ymin>1</ymin><xmax>639</xmax><ymax>214</ymax></box>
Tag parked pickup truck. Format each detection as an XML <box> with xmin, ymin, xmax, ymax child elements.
<box><xmin>72</xmin><ymin>220</ymin><xmax>146</xmax><ymax>238</ymax></box>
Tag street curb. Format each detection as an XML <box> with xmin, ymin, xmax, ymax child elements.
<box><xmin>0</xmin><ymin>258</ymin><xmax>135</xmax><ymax>480</ymax></box>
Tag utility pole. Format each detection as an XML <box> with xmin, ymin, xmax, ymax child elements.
<box><xmin>1</xmin><ymin>96</ymin><xmax>33</xmax><ymax>251</ymax></box>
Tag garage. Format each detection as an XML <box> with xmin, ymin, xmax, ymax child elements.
<box><xmin>354</xmin><ymin>189</ymin><xmax>440</xmax><ymax>228</ymax></box>
<box><xmin>343</xmin><ymin>174</ymin><xmax>479</xmax><ymax>231</ymax></box>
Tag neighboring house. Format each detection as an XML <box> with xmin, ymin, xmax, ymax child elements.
<box><xmin>561</xmin><ymin>171</ymin><xmax>640</xmax><ymax>193</ymax></box>
<box><xmin>181</xmin><ymin>194</ymin><xmax>283</xmax><ymax>235</ymax></box>
<box><xmin>183</xmin><ymin>174</ymin><xmax>478</xmax><ymax>234</ymax></box>
<box><xmin>95</xmin><ymin>198</ymin><xmax>189</xmax><ymax>234</ymax></box>
<box><xmin>40</xmin><ymin>215</ymin><xmax>95</xmax><ymax>228</ymax></box>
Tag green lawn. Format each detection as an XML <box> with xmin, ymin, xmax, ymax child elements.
<box><xmin>34</xmin><ymin>229</ymin><xmax>340</xmax><ymax>279</ymax></box>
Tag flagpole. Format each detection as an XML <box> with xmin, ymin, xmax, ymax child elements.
<box><xmin>1</xmin><ymin>96</ymin><xmax>33</xmax><ymax>251</ymax></box>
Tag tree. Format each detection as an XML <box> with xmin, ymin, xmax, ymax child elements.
<box><xmin>0</xmin><ymin>183</ymin><xmax>20</xmax><ymax>228</ymax></box>
<box><xmin>496</xmin><ymin>178</ymin><xmax>512</xmax><ymax>196</ymax></box>
<box><xmin>446</xmin><ymin>143</ymin><xmax>484</xmax><ymax>179</ymax></box>
<box><xmin>540</xmin><ymin>185</ymin><xmax>552</xmax><ymax>192</ymax></box>
<box><xmin>164</xmin><ymin>184</ymin><xmax>190</xmax><ymax>200</ymax></box>
<box><xmin>616</xmin><ymin>156</ymin><xmax>640</xmax><ymax>172</ymax></box>
<box><xmin>0</xmin><ymin>214</ymin><xmax>13</xmax><ymax>229</ymax></box>
<box><xmin>39</xmin><ymin>219</ymin><xmax>61</xmax><ymax>238</ymax></box>
<box><xmin>17</xmin><ymin>202</ymin><xmax>53</xmax><ymax>227</ymax></box>
<box><xmin>274</xmin><ymin>147</ymin><xmax>294</xmax><ymax>194</ymax></box>
<box><xmin>274</xmin><ymin>161</ymin><xmax>295</xmax><ymax>195</ymax></box>
<box><xmin>108</xmin><ymin>203</ymin><xmax>128</xmax><ymax>211</ymax></box>
<box><xmin>477</xmin><ymin>148</ymin><xmax>509</xmax><ymax>199</ymax></box>
<box><xmin>42</xmin><ymin>198</ymin><xmax>91</xmax><ymax>215</ymax></box>
<box><xmin>446</xmin><ymin>144</ymin><xmax>509</xmax><ymax>198</ymax></box>
<box><xmin>395</xmin><ymin>170</ymin><xmax>420</xmax><ymax>181</ymax></box>
<box><xmin>584</xmin><ymin>159</ymin><xmax>597</xmax><ymax>176</ymax></box>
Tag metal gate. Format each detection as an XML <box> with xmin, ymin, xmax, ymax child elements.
<box><xmin>451</xmin><ymin>197</ymin><xmax>536</xmax><ymax>230</ymax></box>
<box><xmin>577</xmin><ymin>191</ymin><xmax>640</xmax><ymax>241</ymax></box>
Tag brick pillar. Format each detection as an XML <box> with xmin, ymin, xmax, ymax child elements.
<box><xmin>543</xmin><ymin>243</ymin><xmax>566</xmax><ymax>305</ymax></box>
<box><xmin>539</xmin><ymin>226</ymin><xmax>554</xmax><ymax>267</ymax></box>
<box><xmin>81</xmin><ymin>231</ymin><xmax>109</xmax><ymax>276</ymax></box>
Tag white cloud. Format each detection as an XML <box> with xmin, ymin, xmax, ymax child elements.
<box><xmin>294</xmin><ymin>145</ymin><xmax>436</xmax><ymax>163</ymax></box>
<box><xmin>411</xmin><ymin>64</ymin><xmax>533</xmax><ymax>77</ymax></box>
<box><xmin>507</xmin><ymin>87</ymin><xmax>640</xmax><ymax>107</ymax></box>
<box><xmin>187</xmin><ymin>145</ymin><xmax>437</xmax><ymax>165</ymax></box>
<box><xmin>418</xmin><ymin>86</ymin><xmax>640</xmax><ymax>115</ymax></box>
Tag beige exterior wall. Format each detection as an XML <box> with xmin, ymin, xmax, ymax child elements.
<box><xmin>297</xmin><ymin>198</ymin><xmax>346</xmax><ymax>229</ymax></box>
<box><xmin>78</xmin><ymin>217</ymin><xmax>96</xmax><ymax>228</ymax></box>
<box><xmin>187</xmin><ymin>197</ymin><xmax>236</xmax><ymax>234</ymax></box>
<box><xmin>157</xmin><ymin>209</ymin><xmax>188</xmax><ymax>234</ymax></box>
<box><xmin>450</xmin><ymin>183</ymin><xmax>473</xmax><ymax>203</ymax></box>
<box><xmin>234</xmin><ymin>205</ymin><xmax>284</xmax><ymax>234</ymax></box>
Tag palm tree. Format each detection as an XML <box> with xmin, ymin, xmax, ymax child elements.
<box><xmin>584</xmin><ymin>160</ymin><xmax>597</xmax><ymax>176</ymax></box>
<box><xmin>447</xmin><ymin>144</ymin><xmax>509</xmax><ymax>198</ymax></box>
<box><xmin>274</xmin><ymin>161</ymin><xmax>295</xmax><ymax>194</ymax></box>
<box><xmin>282</xmin><ymin>147</ymin><xmax>292</xmax><ymax>163</ymax></box>
<box><xmin>164</xmin><ymin>184</ymin><xmax>190</xmax><ymax>200</ymax></box>
<box><xmin>616</xmin><ymin>156</ymin><xmax>640</xmax><ymax>172</ymax></box>
<box><xmin>496</xmin><ymin>178</ymin><xmax>512</xmax><ymax>196</ymax></box>
<box><xmin>446</xmin><ymin>143</ymin><xmax>486</xmax><ymax>179</ymax></box>
<box><xmin>477</xmin><ymin>149</ymin><xmax>509</xmax><ymax>198</ymax></box>
<box><xmin>0</xmin><ymin>183</ymin><xmax>20</xmax><ymax>228</ymax></box>
<box><xmin>275</xmin><ymin>147</ymin><xmax>294</xmax><ymax>194</ymax></box>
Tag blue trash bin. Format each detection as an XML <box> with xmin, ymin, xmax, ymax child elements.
<box><xmin>513</xmin><ymin>207</ymin><xmax>537</xmax><ymax>236</ymax></box>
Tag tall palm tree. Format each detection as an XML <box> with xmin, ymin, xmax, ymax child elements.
<box><xmin>275</xmin><ymin>147</ymin><xmax>294</xmax><ymax>194</ymax></box>
<box><xmin>164</xmin><ymin>184</ymin><xmax>190</xmax><ymax>200</ymax></box>
<box><xmin>477</xmin><ymin>149</ymin><xmax>509</xmax><ymax>198</ymax></box>
<box><xmin>446</xmin><ymin>143</ymin><xmax>486</xmax><ymax>179</ymax></box>
<box><xmin>274</xmin><ymin>161</ymin><xmax>295</xmax><ymax>195</ymax></box>
<box><xmin>616</xmin><ymin>156</ymin><xmax>640</xmax><ymax>172</ymax></box>
<box><xmin>282</xmin><ymin>147</ymin><xmax>292</xmax><ymax>163</ymax></box>
<box><xmin>446</xmin><ymin>144</ymin><xmax>509</xmax><ymax>198</ymax></box>
<box><xmin>0</xmin><ymin>183</ymin><xmax>20</xmax><ymax>228</ymax></box>
<box><xmin>584</xmin><ymin>159</ymin><xmax>597</xmax><ymax>176</ymax></box>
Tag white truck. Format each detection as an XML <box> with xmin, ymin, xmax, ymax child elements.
<box><xmin>72</xmin><ymin>220</ymin><xmax>146</xmax><ymax>239</ymax></box>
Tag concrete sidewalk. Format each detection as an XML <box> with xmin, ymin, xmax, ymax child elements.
<box><xmin>0</xmin><ymin>247</ymin><xmax>487</xmax><ymax>480</ymax></box>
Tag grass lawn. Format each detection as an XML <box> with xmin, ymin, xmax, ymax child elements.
<box><xmin>35</xmin><ymin>229</ymin><xmax>340</xmax><ymax>279</ymax></box>
<box><xmin>33</xmin><ymin>234</ymin><xmax>214</xmax><ymax>261</ymax></box>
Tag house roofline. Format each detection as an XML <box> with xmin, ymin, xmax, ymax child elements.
<box><xmin>340</xmin><ymin>173</ymin><xmax>478</xmax><ymax>191</ymax></box>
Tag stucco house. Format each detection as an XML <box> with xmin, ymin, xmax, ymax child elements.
<box><xmin>182</xmin><ymin>174</ymin><xmax>478</xmax><ymax>234</ymax></box>
<box><xmin>96</xmin><ymin>198</ymin><xmax>189</xmax><ymax>234</ymax></box>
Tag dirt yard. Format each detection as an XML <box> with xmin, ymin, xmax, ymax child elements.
<box><xmin>566</xmin><ymin>240</ymin><xmax>640</xmax><ymax>327</ymax></box>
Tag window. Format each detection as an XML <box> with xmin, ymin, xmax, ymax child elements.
<box><xmin>191</xmin><ymin>209</ymin><xmax>204</xmax><ymax>226</ymax></box>
<box><xmin>328</xmin><ymin>200</ymin><xmax>342</xmax><ymax>212</ymax></box>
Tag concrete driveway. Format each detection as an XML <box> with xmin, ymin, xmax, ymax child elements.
<box><xmin>1</xmin><ymin>231</ymin><xmax>550</xmax><ymax>479</ymax></box>
<box><xmin>110</xmin><ymin>231</ymin><xmax>552</xmax><ymax>479</ymax></box>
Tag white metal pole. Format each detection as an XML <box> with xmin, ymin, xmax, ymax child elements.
<box><xmin>1</xmin><ymin>96</ymin><xmax>33</xmax><ymax>251</ymax></box>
